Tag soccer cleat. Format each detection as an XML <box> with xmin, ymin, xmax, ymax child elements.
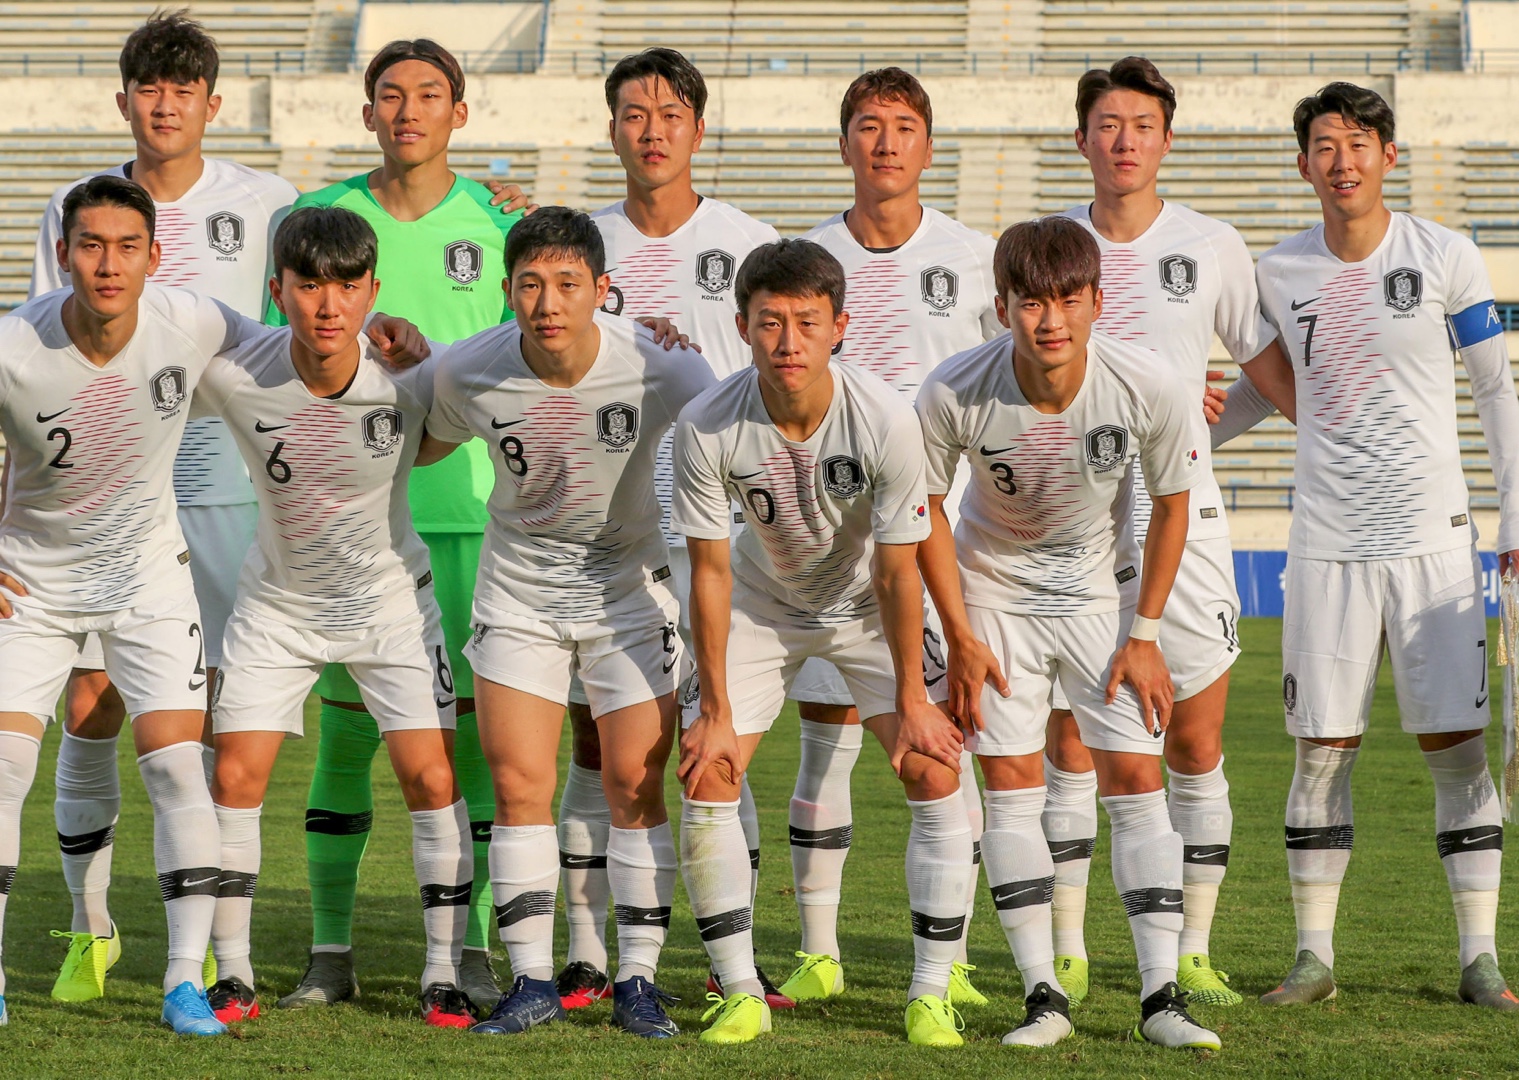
<box><xmin>1177</xmin><ymin>954</ymin><xmax>1243</xmax><ymax>1007</ymax></box>
<box><xmin>1053</xmin><ymin>954</ymin><xmax>1089</xmax><ymax>1006</ymax></box>
<box><xmin>277</xmin><ymin>949</ymin><xmax>360</xmax><ymax>1008</ymax></box>
<box><xmin>1001</xmin><ymin>982</ymin><xmax>1073</xmax><ymax>1047</ymax></box>
<box><xmin>0</xmin><ymin>995</ymin><xmax>7</xmax><ymax>1026</ymax></box>
<box><xmin>203</xmin><ymin>943</ymin><xmax>217</xmax><ymax>990</ymax></box>
<box><xmin>472</xmin><ymin>975</ymin><xmax>564</xmax><ymax>1034</ymax></box>
<box><xmin>459</xmin><ymin>949</ymin><xmax>502</xmax><ymax>1016</ymax></box>
<box><xmin>161</xmin><ymin>981</ymin><xmax>228</xmax><ymax>1036</ymax></box>
<box><xmin>556</xmin><ymin>960</ymin><xmax>611</xmax><ymax>1010</ymax></box>
<box><xmin>206</xmin><ymin>976</ymin><xmax>260</xmax><ymax>1023</ymax></box>
<box><xmin>610</xmin><ymin>976</ymin><xmax>680</xmax><ymax>1038</ymax></box>
<box><xmin>706</xmin><ymin>965</ymin><xmax>796</xmax><ymax>1011</ymax></box>
<box><xmin>947</xmin><ymin>961</ymin><xmax>988</xmax><ymax>1007</ymax></box>
<box><xmin>699</xmin><ymin>991</ymin><xmax>772</xmax><ymax>1044</ymax></box>
<box><xmin>778</xmin><ymin>951</ymin><xmax>844</xmax><ymax>1002</ymax></box>
<box><xmin>50</xmin><ymin>923</ymin><xmax>122</xmax><ymax>1002</ymax></box>
<box><xmin>1131</xmin><ymin>982</ymin><xmax>1220</xmax><ymax>1050</ymax></box>
<box><xmin>420</xmin><ymin>982</ymin><xmax>476</xmax><ymax>1028</ymax></box>
<box><xmin>1259</xmin><ymin>949</ymin><xmax>1336</xmax><ymax>1007</ymax></box>
<box><xmin>1458</xmin><ymin>953</ymin><xmax>1519</xmax><ymax>1011</ymax></box>
<box><xmin>905</xmin><ymin>994</ymin><xmax>963</xmax><ymax>1048</ymax></box>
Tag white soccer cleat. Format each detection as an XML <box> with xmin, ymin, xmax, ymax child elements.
<box><xmin>1000</xmin><ymin>982</ymin><xmax>1073</xmax><ymax>1047</ymax></box>
<box><xmin>1132</xmin><ymin>982</ymin><xmax>1221</xmax><ymax>1050</ymax></box>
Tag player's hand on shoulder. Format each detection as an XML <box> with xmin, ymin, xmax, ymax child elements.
<box><xmin>677</xmin><ymin>702</ymin><xmax>741</xmax><ymax>798</ymax></box>
<box><xmin>366</xmin><ymin>313</ymin><xmax>431</xmax><ymax>368</ymax></box>
<box><xmin>0</xmin><ymin>567</ymin><xmax>30</xmax><ymax>618</ymax></box>
<box><xmin>1203</xmin><ymin>369</ymin><xmax>1228</xmax><ymax>425</ymax></box>
<box><xmin>636</xmin><ymin>317</ymin><xmax>698</xmax><ymax>352</ymax></box>
<box><xmin>1107</xmin><ymin>637</ymin><xmax>1174</xmax><ymax>737</ymax></box>
<box><xmin>945</xmin><ymin>631</ymin><xmax>1009</xmax><ymax>735</ymax></box>
<box><xmin>483</xmin><ymin>180</ymin><xmax>537</xmax><ymax>216</ymax></box>
<box><xmin>889</xmin><ymin>697</ymin><xmax>965</xmax><ymax>776</ymax></box>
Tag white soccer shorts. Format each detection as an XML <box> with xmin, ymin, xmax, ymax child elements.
<box><xmin>567</xmin><ymin>546</ymin><xmax>694</xmax><ymax>709</ymax></box>
<box><xmin>213</xmin><ymin>592</ymin><xmax>455</xmax><ymax>737</ymax></box>
<box><xmin>1281</xmin><ymin>547</ymin><xmax>1490</xmax><ymax>739</ymax></box>
<box><xmin>0</xmin><ymin>587</ymin><xmax>208</xmax><ymax>723</ymax></box>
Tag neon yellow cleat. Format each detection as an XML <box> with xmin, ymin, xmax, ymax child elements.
<box><xmin>1054</xmin><ymin>954</ymin><xmax>1089</xmax><ymax>1006</ymax></box>
<box><xmin>947</xmin><ymin>961</ymin><xmax>988</xmax><ymax>1007</ymax></box>
<box><xmin>50</xmin><ymin>924</ymin><xmax>122</xmax><ymax>1002</ymax></box>
<box><xmin>905</xmin><ymin>994</ymin><xmax>963</xmax><ymax>1047</ymax></box>
<box><xmin>203</xmin><ymin>943</ymin><xmax>217</xmax><ymax>989</ymax></box>
<box><xmin>1178</xmin><ymin>954</ymin><xmax>1242</xmax><ymax>1007</ymax></box>
<box><xmin>698</xmin><ymin>991</ymin><xmax>771</xmax><ymax>1044</ymax></box>
<box><xmin>778</xmin><ymin>951</ymin><xmax>844</xmax><ymax>1002</ymax></box>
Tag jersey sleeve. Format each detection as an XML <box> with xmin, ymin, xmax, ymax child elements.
<box><xmin>1137</xmin><ymin>378</ymin><xmax>1203</xmax><ymax>498</ymax></box>
<box><xmin>425</xmin><ymin>349</ymin><xmax>477</xmax><ymax>445</ymax></box>
<box><xmin>29</xmin><ymin>188</ymin><xmax>69</xmax><ymax>300</ymax></box>
<box><xmin>1212</xmin><ymin>228</ymin><xmax>1273</xmax><ymax>362</ymax></box>
<box><xmin>914</xmin><ymin>371</ymin><xmax>965</xmax><ymax>497</ymax></box>
<box><xmin>650</xmin><ymin>341</ymin><xmax>719</xmax><ymax>430</ymax></box>
<box><xmin>670</xmin><ymin>405</ymin><xmax>732</xmax><ymax>541</ymax></box>
<box><xmin>869</xmin><ymin>400</ymin><xmax>932</xmax><ymax>544</ymax></box>
<box><xmin>190</xmin><ymin>354</ymin><xmax>233</xmax><ymax>419</ymax></box>
<box><xmin>1208</xmin><ymin>365</ymin><xmax>1279</xmax><ymax>450</ymax></box>
<box><xmin>974</xmin><ymin>233</ymin><xmax>1004</xmax><ymax>342</ymax></box>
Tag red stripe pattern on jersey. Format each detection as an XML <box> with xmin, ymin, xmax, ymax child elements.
<box><xmin>151</xmin><ymin>207</ymin><xmax>202</xmax><ymax>288</ymax></box>
<box><xmin>841</xmin><ymin>262</ymin><xmax>919</xmax><ymax>392</ymax></box>
<box><xmin>1093</xmin><ymin>247</ymin><xmax>1151</xmax><ymax>345</ymax></box>
<box><xmin>608</xmin><ymin>245</ymin><xmax>685</xmax><ymax>322</ymax></box>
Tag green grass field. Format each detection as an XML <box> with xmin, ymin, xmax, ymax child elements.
<box><xmin>2</xmin><ymin>617</ymin><xmax>1516</xmax><ymax>1077</ymax></box>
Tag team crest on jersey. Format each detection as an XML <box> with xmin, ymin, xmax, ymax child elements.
<box><xmin>597</xmin><ymin>402</ymin><xmax>639</xmax><ymax>448</ymax></box>
<box><xmin>695</xmin><ymin>249</ymin><xmax>736</xmax><ymax>295</ymax></box>
<box><xmin>1085</xmin><ymin>425</ymin><xmax>1128</xmax><ymax>472</ymax></box>
<box><xmin>149</xmin><ymin>366</ymin><xmax>188</xmax><ymax>414</ymax></box>
<box><xmin>1283</xmin><ymin>673</ymin><xmax>1298</xmax><ymax>712</ymax></box>
<box><xmin>920</xmin><ymin>266</ymin><xmax>958</xmax><ymax>310</ymax></box>
<box><xmin>1384</xmin><ymin>267</ymin><xmax>1423</xmax><ymax>312</ymax></box>
<box><xmin>822</xmin><ymin>455</ymin><xmax>865</xmax><ymax>498</ymax></box>
<box><xmin>445</xmin><ymin>240</ymin><xmax>483</xmax><ymax>285</ymax></box>
<box><xmin>205</xmin><ymin>211</ymin><xmax>244</xmax><ymax>255</ymax></box>
<box><xmin>1158</xmin><ymin>254</ymin><xmax>1197</xmax><ymax>297</ymax></box>
<box><xmin>361</xmin><ymin>408</ymin><xmax>403</xmax><ymax>453</ymax></box>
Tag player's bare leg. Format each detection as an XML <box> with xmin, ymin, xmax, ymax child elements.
<box><xmin>1042</xmin><ymin>709</ymin><xmax>1097</xmax><ymax>1003</ymax></box>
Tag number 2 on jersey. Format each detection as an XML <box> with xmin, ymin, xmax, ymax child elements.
<box><xmin>46</xmin><ymin>426</ymin><xmax>73</xmax><ymax>469</ymax></box>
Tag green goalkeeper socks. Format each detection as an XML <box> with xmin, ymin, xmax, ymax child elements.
<box><xmin>306</xmin><ymin>702</ymin><xmax>382</xmax><ymax>948</ymax></box>
<box><xmin>455</xmin><ymin>711</ymin><xmax>496</xmax><ymax>952</ymax></box>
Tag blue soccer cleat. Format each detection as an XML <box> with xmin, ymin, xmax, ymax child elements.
<box><xmin>161</xmin><ymin>980</ymin><xmax>228</xmax><ymax>1036</ymax></box>
<box><xmin>0</xmin><ymin>994</ymin><xmax>8</xmax><ymax>1026</ymax></box>
<box><xmin>471</xmin><ymin>975</ymin><xmax>564</xmax><ymax>1034</ymax></box>
<box><xmin>611</xmin><ymin>975</ymin><xmax>679</xmax><ymax>1038</ymax></box>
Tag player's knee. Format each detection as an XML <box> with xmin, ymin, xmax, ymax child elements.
<box><xmin>1044</xmin><ymin>711</ymin><xmax>1089</xmax><ymax>771</ymax></box>
<box><xmin>398</xmin><ymin>759</ymin><xmax>458</xmax><ymax>811</ymax></box>
<box><xmin>688</xmin><ymin>765</ymin><xmax>742</xmax><ymax>805</ymax></box>
<box><xmin>1164</xmin><ymin>729</ymin><xmax>1222</xmax><ymax>775</ymax></box>
<box><xmin>899</xmin><ymin>753</ymin><xmax>960</xmax><ymax>802</ymax></box>
<box><xmin>211</xmin><ymin>752</ymin><xmax>262</xmax><ymax>806</ymax></box>
<box><xmin>1416</xmin><ymin>729</ymin><xmax>1484</xmax><ymax>753</ymax></box>
<box><xmin>491</xmin><ymin>764</ymin><xmax>555</xmax><ymax>816</ymax></box>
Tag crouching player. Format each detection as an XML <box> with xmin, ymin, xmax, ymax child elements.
<box><xmin>673</xmin><ymin>239</ymin><xmax>975</xmax><ymax>1047</ymax></box>
<box><xmin>201</xmin><ymin>206</ymin><xmax>475</xmax><ymax>1028</ymax></box>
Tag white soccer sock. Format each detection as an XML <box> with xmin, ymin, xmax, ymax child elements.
<box><xmin>982</xmin><ymin>787</ymin><xmax>1058</xmax><ymax>996</ymax></box>
<box><xmin>739</xmin><ymin>776</ymin><xmax>761</xmax><ymax>907</ymax></box>
<box><xmin>608</xmin><ymin>823</ymin><xmax>676</xmax><ymax>983</ymax></box>
<box><xmin>790</xmin><ymin>720</ymin><xmax>863</xmax><ymax>960</ymax></box>
<box><xmin>139</xmin><ymin>741</ymin><xmax>221</xmax><ymax>992</ymax></box>
<box><xmin>1425</xmin><ymin>739</ymin><xmax>1504</xmax><ymax>968</ymax></box>
<box><xmin>1103</xmin><ymin>789</ymin><xmax>1184</xmax><ymax>1000</ymax></box>
<box><xmin>1043</xmin><ymin>758</ymin><xmax>1097</xmax><ymax>961</ymax></box>
<box><xmin>201</xmin><ymin>743</ymin><xmax>216</xmax><ymax>792</ymax></box>
<box><xmin>681</xmin><ymin>798</ymin><xmax>762</xmax><ymax>999</ymax></box>
<box><xmin>0</xmin><ymin>731</ymin><xmax>41</xmax><ymax>998</ymax></box>
<box><xmin>489</xmin><ymin>824</ymin><xmax>558</xmax><ymax>981</ymax></box>
<box><xmin>55</xmin><ymin>731</ymin><xmax>120</xmax><ymax>936</ymax></box>
<box><xmin>557</xmin><ymin>763</ymin><xmax>611</xmax><ymax>972</ymax></box>
<box><xmin>413</xmin><ymin>800</ymin><xmax>472</xmax><ymax>989</ymax></box>
<box><xmin>956</xmin><ymin>749</ymin><xmax>984</xmax><ymax>966</ymax></box>
<box><xmin>905</xmin><ymin>793</ymin><xmax>973</xmax><ymax>1002</ymax></box>
<box><xmin>1285</xmin><ymin>740</ymin><xmax>1358</xmax><ymax>969</ymax></box>
<box><xmin>1168</xmin><ymin>758</ymin><xmax>1232</xmax><ymax>958</ymax></box>
<box><xmin>211</xmin><ymin>803</ymin><xmax>261</xmax><ymax>988</ymax></box>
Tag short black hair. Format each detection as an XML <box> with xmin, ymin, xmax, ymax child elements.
<box><xmin>505</xmin><ymin>205</ymin><xmax>605</xmax><ymax>280</ymax></box>
<box><xmin>604</xmin><ymin>48</ymin><xmax>708</xmax><ymax>121</ymax></box>
<box><xmin>1075</xmin><ymin>56</ymin><xmax>1176</xmax><ymax>134</ymax></box>
<box><xmin>273</xmin><ymin>206</ymin><xmax>378</xmax><ymax>281</ymax></box>
<box><xmin>364</xmin><ymin>39</ymin><xmax>466</xmax><ymax>103</ymax></box>
<box><xmin>994</xmin><ymin>217</ymin><xmax>1102</xmax><ymax>302</ymax></box>
<box><xmin>62</xmin><ymin>175</ymin><xmax>156</xmax><ymax>244</ymax></box>
<box><xmin>735</xmin><ymin>239</ymin><xmax>847</xmax><ymax>318</ymax></box>
<box><xmin>1293</xmin><ymin>82</ymin><xmax>1396</xmax><ymax>153</ymax></box>
<box><xmin>119</xmin><ymin>9</ymin><xmax>219</xmax><ymax>93</ymax></box>
<box><xmin>840</xmin><ymin>66</ymin><xmax>932</xmax><ymax>138</ymax></box>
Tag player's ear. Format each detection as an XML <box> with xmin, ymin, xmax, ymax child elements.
<box><xmin>1074</xmin><ymin>126</ymin><xmax>1088</xmax><ymax>156</ymax></box>
<box><xmin>146</xmin><ymin>239</ymin><xmax>161</xmax><ymax>277</ymax></box>
<box><xmin>268</xmin><ymin>274</ymin><xmax>284</xmax><ymax>316</ymax></box>
<box><xmin>832</xmin><ymin>307</ymin><xmax>849</xmax><ymax>346</ymax></box>
<box><xmin>736</xmin><ymin>311</ymin><xmax>751</xmax><ymax>346</ymax></box>
<box><xmin>55</xmin><ymin>236</ymin><xmax>67</xmax><ymax>273</ymax></box>
<box><xmin>362</xmin><ymin>101</ymin><xmax>376</xmax><ymax>132</ymax></box>
<box><xmin>693</xmin><ymin>116</ymin><xmax>705</xmax><ymax>153</ymax></box>
<box><xmin>115</xmin><ymin>90</ymin><xmax>129</xmax><ymax>122</ymax></box>
<box><xmin>594</xmin><ymin>273</ymin><xmax>611</xmax><ymax>310</ymax></box>
<box><xmin>1091</xmin><ymin>286</ymin><xmax>1103</xmax><ymax>322</ymax></box>
<box><xmin>838</xmin><ymin>133</ymin><xmax>849</xmax><ymax>167</ymax></box>
<box><xmin>994</xmin><ymin>293</ymin><xmax>1010</xmax><ymax>330</ymax></box>
<box><xmin>1384</xmin><ymin>138</ymin><xmax>1398</xmax><ymax>172</ymax></box>
<box><xmin>368</xmin><ymin>275</ymin><xmax>381</xmax><ymax>309</ymax></box>
<box><xmin>1297</xmin><ymin>151</ymin><xmax>1311</xmax><ymax>184</ymax></box>
<box><xmin>924</xmin><ymin>135</ymin><xmax>933</xmax><ymax>171</ymax></box>
<box><xmin>205</xmin><ymin>93</ymin><xmax>222</xmax><ymax>123</ymax></box>
<box><xmin>1160</xmin><ymin>126</ymin><xmax>1172</xmax><ymax>158</ymax></box>
<box><xmin>452</xmin><ymin>98</ymin><xmax>468</xmax><ymax>130</ymax></box>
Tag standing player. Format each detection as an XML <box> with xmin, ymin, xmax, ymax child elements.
<box><xmin>426</xmin><ymin>208</ymin><xmax>715</xmax><ymax>1038</ymax></box>
<box><xmin>673</xmin><ymin>239</ymin><xmax>974</xmax><ymax>1048</ymax></box>
<box><xmin>917</xmin><ymin>216</ymin><xmax>1220</xmax><ymax>1049</ymax></box>
<box><xmin>783</xmin><ymin>66</ymin><xmax>1001</xmax><ymax>1007</ymax></box>
<box><xmin>1250</xmin><ymin>83</ymin><xmax>1519</xmax><ymax>1009</ymax></box>
<box><xmin>28</xmin><ymin>11</ymin><xmax>295</xmax><ymax>1002</ymax></box>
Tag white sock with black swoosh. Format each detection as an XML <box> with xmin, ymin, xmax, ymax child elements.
<box><xmin>905</xmin><ymin>793</ymin><xmax>973</xmax><ymax>1002</ymax></box>
<box><xmin>1102</xmin><ymin>789</ymin><xmax>1184</xmax><ymax>1001</ymax></box>
<box><xmin>608</xmin><ymin>823</ymin><xmax>676</xmax><ymax>984</ymax></box>
<box><xmin>681</xmin><ymin>798</ymin><xmax>762</xmax><ymax>999</ymax></box>
<box><xmin>1168</xmin><ymin>758</ymin><xmax>1232</xmax><ymax>958</ymax></box>
<box><xmin>1285</xmin><ymin>740</ymin><xmax>1357</xmax><ymax>968</ymax></box>
<box><xmin>490</xmin><ymin>824</ymin><xmax>558</xmax><ymax>981</ymax></box>
<box><xmin>211</xmin><ymin>803</ymin><xmax>261</xmax><ymax>988</ymax></box>
<box><xmin>982</xmin><ymin>787</ymin><xmax>1057</xmax><ymax>996</ymax></box>
<box><xmin>55</xmin><ymin>731</ymin><xmax>120</xmax><ymax>936</ymax></box>
<box><xmin>0</xmin><ymin>731</ymin><xmax>41</xmax><ymax>998</ymax></box>
<box><xmin>1425</xmin><ymin>739</ymin><xmax>1503</xmax><ymax>968</ymax></box>
<box><xmin>790</xmin><ymin>720</ymin><xmax>863</xmax><ymax>960</ymax></box>
<box><xmin>557</xmin><ymin>763</ymin><xmax>612</xmax><ymax>972</ymax></box>
<box><xmin>1042</xmin><ymin>759</ymin><xmax>1097</xmax><ymax>962</ymax></box>
<box><xmin>413</xmin><ymin>799</ymin><xmax>472</xmax><ymax>989</ymax></box>
<box><xmin>140</xmin><ymin>741</ymin><xmax>222</xmax><ymax>992</ymax></box>
<box><xmin>957</xmin><ymin>749</ymin><xmax>984</xmax><ymax>965</ymax></box>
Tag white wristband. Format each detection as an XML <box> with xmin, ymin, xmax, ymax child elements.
<box><xmin>1128</xmin><ymin>614</ymin><xmax>1161</xmax><ymax>642</ymax></box>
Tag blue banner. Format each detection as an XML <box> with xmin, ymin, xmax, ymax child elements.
<box><xmin>1233</xmin><ymin>551</ymin><xmax>1504</xmax><ymax>617</ymax></box>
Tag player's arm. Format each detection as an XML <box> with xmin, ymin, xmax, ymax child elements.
<box><xmin>1207</xmin><ymin>229</ymin><xmax>1296</xmax><ymax>437</ymax></box>
<box><xmin>1453</xmin><ymin>302</ymin><xmax>1519</xmax><ymax>573</ymax></box>
<box><xmin>0</xmin><ymin>413</ymin><xmax>31</xmax><ymax>616</ymax></box>
<box><xmin>415</xmin><ymin>431</ymin><xmax>461</xmax><ymax>466</ymax></box>
<box><xmin>1213</xmin><ymin>338</ymin><xmax>1296</xmax><ymax>445</ymax></box>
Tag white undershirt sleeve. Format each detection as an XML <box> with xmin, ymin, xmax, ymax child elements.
<box><xmin>1209</xmin><ymin>365</ymin><xmax>1279</xmax><ymax>450</ymax></box>
<box><xmin>1461</xmin><ymin>332</ymin><xmax>1519</xmax><ymax>552</ymax></box>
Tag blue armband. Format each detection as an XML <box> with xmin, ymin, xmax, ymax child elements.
<box><xmin>1447</xmin><ymin>300</ymin><xmax>1504</xmax><ymax>349</ymax></box>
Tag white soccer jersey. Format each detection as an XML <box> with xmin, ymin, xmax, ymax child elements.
<box><xmin>31</xmin><ymin>158</ymin><xmax>298</xmax><ymax>508</ymax></box>
<box><xmin>1060</xmin><ymin>201</ymin><xmax>1273</xmax><ymax>542</ymax></box>
<box><xmin>0</xmin><ymin>284</ymin><xmax>263</xmax><ymax>612</ymax></box>
<box><xmin>803</xmin><ymin>206</ymin><xmax>1002</xmax><ymax>399</ymax></box>
<box><xmin>673</xmin><ymin>362</ymin><xmax>931</xmax><ymax>627</ymax></box>
<box><xmin>428</xmin><ymin>313</ymin><xmax>716</xmax><ymax>622</ymax></box>
<box><xmin>192</xmin><ymin>328</ymin><xmax>435</xmax><ymax>631</ymax></box>
<box><xmin>1256</xmin><ymin>212</ymin><xmax>1519</xmax><ymax>560</ymax></box>
<box><xmin>916</xmin><ymin>330</ymin><xmax>1202</xmax><ymax>616</ymax></box>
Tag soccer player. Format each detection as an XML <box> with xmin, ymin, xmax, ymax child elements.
<box><xmin>1042</xmin><ymin>56</ymin><xmax>1297</xmax><ymax>1007</ymax></box>
<box><xmin>1248</xmin><ymin>83</ymin><xmax>1519</xmax><ymax>1009</ymax></box>
<box><xmin>673</xmin><ymin>238</ymin><xmax>972</xmax><ymax>1047</ymax></box>
<box><xmin>548</xmin><ymin>46</ymin><xmax>783</xmax><ymax>1011</ymax></box>
<box><xmin>916</xmin><ymin>215</ymin><xmax>1221</xmax><ymax>1049</ymax></box>
<box><xmin>426</xmin><ymin>207</ymin><xmax>714</xmax><ymax>1038</ymax></box>
<box><xmin>27</xmin><ymin>11</ymin><xmax>296</xmax><ymax>1002</ymax></box>
<box><xmin>198</xmin><ymin>206</ymin><xmax>473</xmax><ymax>1029</ymax></box>
<box><xmin>783</xmin><ymin>66</ymin><xmax>1002</xmax><ymax>1008</ymax></box>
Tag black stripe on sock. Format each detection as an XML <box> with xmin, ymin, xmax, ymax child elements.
<box><xmin>1120</xmin><ymin>887</ymin><xmax>1184</xmax><ymax>918</ymax></box>
<box><xmin>695</xmin><ymin>907</ymin><xmax>753</xmax><ymax>942</ymax></box>
<box><xmin>305</xmin><ymin>808</ymin><xmax>373</xmax><ymax>836</ymax></box>
<box><xmin>910</xmin><ymin>911</ymin><xmax>965</xmax><ymax>941</ymax></box>
<box><xmin>990</xmin><ymin>875</ymin><xmax>1055</xmax><ymax>910</ymax></box>
<box><xmin>1184</xmin><ymin>844</ymin><xmax>1231</xmax><ymax>867</ymax></box>
<box><xmin>58</xmin><ymin>823</ymin><xmax>115</xmax><ymax>855</ymax></box>
<box><xmin>559</xmin><ymin>850</ymin><xmax>609</xmax><ymax>870</ymax></box>
<box><xmin>1048</xmin><ymin>837</ymin><xmax>1096</xmax><ymax>863</ymax></box>
<box><xmin>789</xmin><ymin>824</ymin><xmax>852</xmax><ymax>850</ymax></box>
<box><xmin>217</xmin><ymin>870</ymin><xmax>258</xmax><ymax>899</ymax></box>
<box><xmin>158</xmin><ymin>866</ymin><xmax>222</xmax><ymax>902</ymax></box>
<box><xmin>494</xmin><ymin>890</ymin><xmax>556</xmax><ymax>927</ymax></box>
<box><xmin>421</xmin><ymin>882</ymin><xmax>473</xmax><ymax>909</ymax></box>
<box><xmin>972</xmin><ymin>839</ymin><xmax>982</xmax><ymax>866</ymax></box>
<box><xmin>470</xmin><ymin>820</ymin><xmax>493</xmax><ymax>844</ymax></box>
<box><xmin>1285</xmin><ymin>824</ymin><xmax>1353</xmax><ymax>850</ymax></box>
<box><xmin>614</xmin><ymin>904</ymin><xmax>672</xmax><ymax>929</ymax></box>
<box><xmin>749</xmin><ymin>848</ymin><xmax>761</xmax><ymax>870</ymax></box>
<box><xmin>0</xmin><ymin>864</ymin><xmax>15</xmax><ymax>895</ymax></box>
<box><xmin>1437</xmin><ymin>826</ymin><xmax>1504</xmax><ymax>858</ymax></box>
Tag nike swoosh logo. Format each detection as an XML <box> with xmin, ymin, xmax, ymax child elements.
<box><xmin>925</xmin><ymin>672</ymin><xmax>946</xmax><ymax>686</ymax></box>
<box><xmin>992</xmin><ymin>886</ymin><xmax>1037</xmax><ymax>904</ymax></box>
<box><xmin>1290</xmin><ymin>297</ymin><xmax>1320</xmax><ymax>311</ymax></box>
<box><xmin>979</xmin><ymin>445</ymin><xmax>1014</xmax><ymax>456</ymax></box>
<box><xmin>436</xmin><ymin>696</ymin><xmax>456</xmax><ymax>709</ymax></box>
<box><xmin>36</xmin><ymin>408</ymin><xmax>68</xmax><ymax>423</ymax></box>
<box><xmin>180</xmin><ymin>875</ymin><xmax>218</xmax><ymax>888</ymax></box>
<box><xmin>640</xmin><ymin>912</ymin><xmax>665</xmax><ymax>922</ymax></box>
<box><xmin>490</xmin><ymin>418</ymin><xmax>524</xmax><ymax>429</ymax></box>
<box><xmin>189</xmin><ymin>677</ymin><xmax>206</xmax><ymax>691</ymax></box>
<box><xmin>254</xmin><ymin>421</ymin><xmax>289</xmax><ymax>433</ymax></box>
<box><xmin>1477</xmin><ymin>694</ymin><xmax>1490</xmax><ymax>708</ymax></box>
<box><xmin>435</xmin><ymin>888</ymin><xmax>470</xmax><ymax>902</ymax></box>
<box><xmin>1187</xmin><ymin>850</ymin><xmax>1218</xmax><ymax>860</ymax></box>
<box><xmin>731</xmin><ymin>470</ymin><xmax>764</xmax><ymax>480</ymax></box>
<box><xmin>562</xmin><ymin>854</ymin><xmax>599</xmax><ymax>867</ymax></box>
<box><xmin>662</xmin><ymin>658</ymin><xmax>676</xmax><ymax>674</ymax></box>
<box><xmin>1463</xmin><ymin>831</ymin><xmax>1503</xmax><ymax>845</ymax></box>
<box><xmin>925</xmin><ymin>921</ymin><xmax>961</xmax><ymax>934</ymax></box>
<box><xmin>1158</xmin><ymin>897</ymin><xmax>1182</xmax><ymax>906</ymax></box>
<box><xmin>1049</xmin><ymin>843</ymin><xmax>1086</xmax><ymax>859</ymax></box>
<box><xmin>59</xmin><ymin>838</ymin><xmax>100</xmax><ymax>853</ymax></box>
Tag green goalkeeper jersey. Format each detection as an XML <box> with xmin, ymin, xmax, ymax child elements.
<box><xmin>268</xmin><ymin>172</ymin><xmax>523</xmax><ymax>531</ymax></box>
